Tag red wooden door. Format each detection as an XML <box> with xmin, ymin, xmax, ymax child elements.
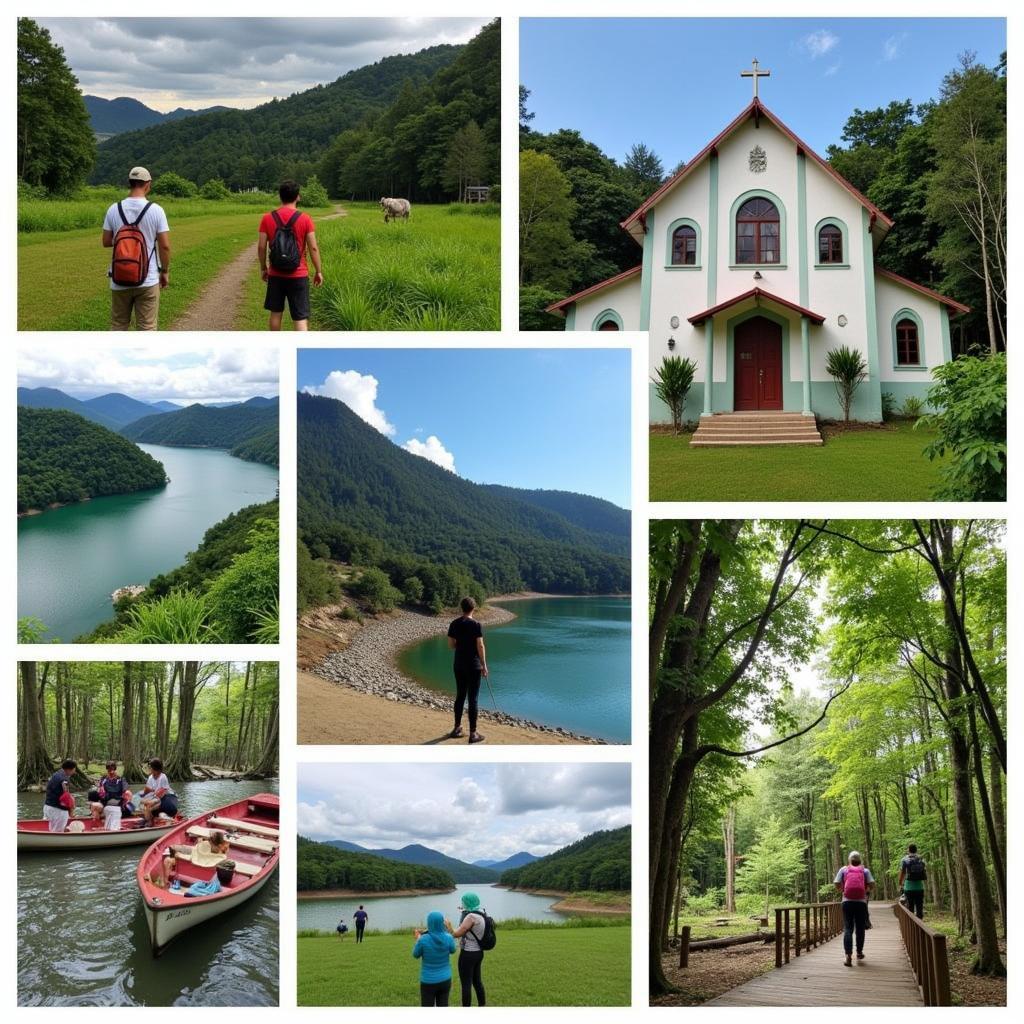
<box><xmin>733</xmin><ymin>317</ymin><xmax>783</xmax><ymax>410</ymax></box>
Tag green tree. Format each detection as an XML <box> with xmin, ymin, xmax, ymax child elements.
<box><xmin>442</xmin><ymin>120</ymin><xmax>488</xmax><ymax>201</ymax></box>
<box><xmin>17</xmin><ymin>18</ymin><xmax>95</xmax><ymax>193</ymax></box>
<box><xmin>153</xmin><ymin>171</ymin><xmax>197</xmax><ymax>197</ymax></box>
<box><xmin>519</xmin><ymin>84</ymin><xmax>535</xmax><ymax>135</ymax></box>
<box><xmin>199</xmin><ymin>177</ymin><xmax>230</xmax><ymax>200</ymax></box>
<box><xmin>623</xmin><ymin>142</ymin><xmax>664</xmax><ymax>192</ymax></box>
<box><xmin>519</xmin><ymin>150</ymin><xmax>579</xmax><ymax>289</ymax></box>
<box><xmin>206</xmin><ymin>519</ymin><xmax>279</xmax><ymax>642</ymax></box>
<box><xmin>300</xmin><ymin>174</ymin><xmax>330</xmax><ymax>208</ymax></box>
<box><xmin>735</xmin><ymin>816</ymin><xmax>807</xmax><ymax>918</ymax></box>
<box><xmin>353</xmin><ymin>567</ymin><xmax>402</xmax><ymax>613</ymax></box>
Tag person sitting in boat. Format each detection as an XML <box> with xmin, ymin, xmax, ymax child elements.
<box><xmin>43</xmin><ymin>759</ymin><xmax>78</xmax><ymax>833</ymax></box>
<box><xmin>159</xmin><ymin>831</ymin><xmax>230</xmax><ymax>888</ymax></box>
<box><xmin>139</xmin><ymin>758</ymin><xmax>178</xmax><ymax>824</ymax></box>
<box><xmin>89</xmin><ymin>762</ymin><xmax>134</xmax><ymax>830</ymax></box>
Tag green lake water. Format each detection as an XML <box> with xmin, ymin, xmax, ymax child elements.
<box><xmin>18</xmin><ymin>445</ymin><xmax>278</xmax><ymax>641</ymax></box>
<box><xmin>17</xmin><ymin>779</ymin><xmax>279</xmax><ymax>1006</ymax></box>
<box><xmin>397</xmin><ymin>597</ymin><xmax>631</xmax><ymax>742</ymax></box>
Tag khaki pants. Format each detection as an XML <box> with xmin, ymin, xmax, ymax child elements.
<box><xmin>111</xmin><ymin>284</ymin><xmax>160</xmax><ymax>330</ymax></box>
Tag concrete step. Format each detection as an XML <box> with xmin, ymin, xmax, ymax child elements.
<box><xmin>693</xmin><ymin>433</ymin><xmax>822</xmax><ymax>443</ymax></box>
<box><xmin>691</xmin><ymin>438</ymin><xmax>824</xmax><ymax>447</ymax></box>
<box><xmin>690</xmin><ymin>412</ymin><xmax>824</xmax><ymax>447</ymax></box>
<box><xmin>696</xmin><ymin>423</ymin><xmax>821</xmax><ymax>434</ymax></box>
<box><xmin>700</xmin><ymin>414</ymin><xmax>816</xmax><ymax>423</ymax></box>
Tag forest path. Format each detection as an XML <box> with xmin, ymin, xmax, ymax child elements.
<box><xmin>169</xmin><ymin>204</ymin><xmax>347</xmax><ymax>331</ymax></box>
<box><xmin>705</xmin><ymin>904</ymin><xmax>924</xmax><ymax>1006</ymax></box>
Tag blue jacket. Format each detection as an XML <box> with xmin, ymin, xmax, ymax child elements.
<box><xmin>413</xmin><ymin>911</ymin><xmax>456</xmax><ymax>984</ymax></box>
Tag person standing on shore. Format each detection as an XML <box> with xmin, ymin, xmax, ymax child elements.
<box><xmin>447</xmin><ymin>597</ymin><xmax>489</xmax><ymax>745</ymax></box>
<box><xmin>354</xmin><ymin>905</ymin><xmax>368</xmax><ymax>943</ymax></box>
<box><xmin>413</xmin><ymin>911</ymin><xmax>457</xmax><ymax>1006</ymax></box>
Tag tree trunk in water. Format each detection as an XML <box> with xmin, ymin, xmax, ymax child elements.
<box><xmin>165</xmin><ymin>662</ymin><xmax>199</xmax><ymax>780</ymax></box>
<box><xmin>120</xmin><ymin>663</ymin><xmax>146</xmax><ymax>783</ymax></box>
<box><xmin>246</xmin><ymin>694</ymin><xmax>279</xmax><ymax>777</ymax></box>
<box><xmin>18</xmin><ymin>663</ymin><xmax>53</xmax><ymax>788</ymax></box>
<box><xmin>723</xmin><ymin>805</ymin><xmax>736</xmax><ymax>913</ymax></box>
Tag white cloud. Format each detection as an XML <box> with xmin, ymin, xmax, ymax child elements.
<box><xmin>824</xmin><ymin>62</ymin><xmax>842</xmax><ymax>77</ymax></box>
<box><xmin>801</xmin><ymin>29</ymin><xmax>839</xmax><ymax>59</ymax></box>
<box><xmin>882</xmin><ymin>34</ymin><xmax>908</xmax><ymax>62</ymax></box>
<box><xmin>452</xmin><ymin>778</ymin><xmax>490</xmax><ymax>815</ymax></box>
<box><xmin>303</xmin><ymin>370</ymin><xmax>395</xmax><ymax>436</ymax></box>
<box><xmin>497</xmin><ymin>764</ymin><xmax>632</xmax><ymax>816</ymax></box>
<box><xmin>402</xmin><ymin>435</ymin><xmax>456</xmax><ymax>473</ymax></box>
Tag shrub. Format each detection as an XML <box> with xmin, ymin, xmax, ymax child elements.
<box><xmin>353</xmin><ymin>566</ymin><xmax>402</xmax><ymax>613</ymax></box>
<box><xmin>152</xmin><ymin>172</ymin><xmax>197</xmax><ymax>198</ymax></box>
<box><xmin>199</xmin><ymin>177</ymin><xmax>230</xmax><ymax>200</ymax></box>
<box><xmin>825</xmin><ymin>345</ymin><xmax>868</xmax><ymax>422</ymax></box>
<box><xmin>920</xmin><ymin>353</ymin><xmax>1006</xmax><ymax>501</ymax></box>
<box><xmin>206</xmin><ymin>519</ymin><xmax>279</xmax><ymax>642</ymax></box>
<box><xmin>300</xmin><ymin>174</ymin><xmax>330</xmax><ymax>208</ymax></box>
<box><xmin>114</xmin><ymin>590</ymin><xmax>218</xmax><ymax>643</ymax></box>
<box><xmin>684</xmin><ymin>887</ymin><xmax>725</xmax><ymax>916</ymax></box>
<box><xmin>652</xmin><ymin>356</ymin><xmax>698</xmax><ymax>433</ymax></box>
<box><xmin>298</xmin><ymin>540</ymin><xmax>340</xmax><ymax>613</ymax></box>
<box><xmin>901</xmin><ymin>395</ymin><xmax>924</xmax><ymax>420</ymax></box>
<box><xmin>402</xmin><ymin>576</ymin><xmax>425</xmax><ymax>605</ymax></box>
<box><xmin>881</xmin><ymin>391</ymin><xmax>896</xmax><ymax>421</ymax></box>
<box><xmin>519</xmin><ymin>285</ymin><xmax>565</xmax><ymax>331</ymax></box>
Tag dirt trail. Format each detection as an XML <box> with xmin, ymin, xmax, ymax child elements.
<box><xmin>170</xmin><ymin>204</ymin><xmax>347</xmax><ymax>331</ymax></box>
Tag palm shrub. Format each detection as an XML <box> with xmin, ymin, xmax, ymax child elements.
<box><xmin>919</xmin><ymin>352</ymin><xmax>1006</xmax><ymax>501</ymax></box>
<box><xmin>652</xmin><ymin>355</ymin><xmax>698</xmax><ymax>433</ymax></box>
<box><xmin>825</xmin><ymin>345</ymin><xmax>868</xmax><ymax>422</ymax></box>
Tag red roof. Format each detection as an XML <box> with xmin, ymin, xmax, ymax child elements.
<box><xmin>620</xmin><ymin>98</ymin><xmax>894</xmax><ymax>237</ymax></box>
<box><xmin>687</xmin><ymin>287</ymin><xmax>826</xmax><ymax>326</ymax></box>
<box><xmin>544</xmin><ymin>265</ymin><xmax>642</xmax><ymax>315</ymax></box>
<box><xmin>875</xmin><ymin>268</ymin><xmax>971</xmax><ymax>316</ymax></box>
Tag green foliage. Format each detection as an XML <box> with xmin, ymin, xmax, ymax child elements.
<box><xmin>401</xmin><ymin>575</ymin><xmax>425</xmax><ymax>605</ymax></box>
<box><xmin>17</xmin><ymin>407</ymin><xmax>167</xmax><ymax>513</ymax></box>
<box><xmin>297</xmin><ymin>541</ymin><xmax>341</xmax><ymax>614</ymax></box>
<box><xmin>205</xmin><ymin>519</ymin><xmax>280</xmax><ymax>642</ymax></box>
<box><xmin>501</xmin><ymin>827</ymin><xmax>631</xmax><ymax>892</ymax></box>
<box><xmin>824</xmin><ymin>345</ymin><xmax>868</xmax><ymax>422</ymax></box>
<box><xmin>881</xmin><ymin>391</ymin><xmax>897</xmax><ymax>421</ymax></box>
<box><xmin>519</xmin><ymin>150</ymin><xmax>580</xmax><ymax>293</ymax></box>
<box><xmin>18</xmin><ymin>617</ymin><xmax>57</xmax><ymax>643</ymax></box>
<box><xmin>623</xmin><ymin>142</ymin><xmax>665</xmax><ymax>192</ymax></box>
<box><xmin>652</xmin><ymin>356</ymin><xmax>698</xmax><ymax>433</ymax></box>
<box><xmin>122</xmin><ymin>400</ymin><xmax>278</xmax><ymax>457</ymax></box>
<box><xmin>297</xmin><ymin>835</ymin><xmax>453</xmax><ymax>892</ymax></box>
<box><xmin>199</xmin><ymin>177</ymin><xmax>231</xmax><ymax>200</ymax></box>
<box><xmin>114</xmin><ymin>589</ymin><xmax>218</xmax><ymax>643</ymax></box>
<box><xmin>153</xmin><ymin>171</ymin><xmax>197</xmax><ymax>198</ymax></box>
<box><xmin>231</xmin><ymin>427</ymin><xmax>279</xmax><ymax>468</ymax></box>
<box><xmin>920</xmin><ymin>353</ymin><xmax>1006</xmax><ymax>500</ymax></box>
<box><xmin>300</xmin><ymin>174</ymin><xmax>330</xmax><ymax>208</ymax></box>
<box><xmin>735</xmin><ymin>816</ymin><xmax>808</xmax><ymax>918</ymax></box>
<box><xmin>442</xmin><ymin>121</ymin><xmax>489</xmax><ymax>201</ymax></box>
<box><xmin>519</xmin><ymin>285</ymin><xmax>566</xmax><ymax>332</ymax></box>
<box><xmin>901</xmin><ymin>395</ymin><xmax>924</xmax><ymax>419</ymax></box>
<box><xmin>352</xmin><ymin>567</ymin><xmax>403</xmax><ymax>614</ymax></box>
<box><xmin>17</xmin><ymin>18</ymin><xmax>95</xmax><ymax>194</ymax></box>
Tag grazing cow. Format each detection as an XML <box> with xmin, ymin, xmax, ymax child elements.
<box><xmin>379</xmin><ymin>197</ymin><xmax>411</xmax><ymax>223</ymax></box>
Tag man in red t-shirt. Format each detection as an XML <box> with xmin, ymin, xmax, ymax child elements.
<box><xmin>257</xmin><ymin>179</ymin><xmax>323</xmax><ymax>330</ymax></box>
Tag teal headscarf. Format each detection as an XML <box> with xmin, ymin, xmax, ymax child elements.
<box><xmin>460</xmin><ymin>891</ymin><xmax>481</xmax><ymax>912</ymax></box>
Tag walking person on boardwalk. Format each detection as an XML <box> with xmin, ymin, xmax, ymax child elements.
<box><xmin>835</xmin><ymin>850</ymin><xmax>875</xmax><ymax>966</ymax></box>
<box><xmin>257</xmin><ymin>179</ymin><xmax>323</xmax><ymax>330</ymax></box>
<box><xmin>898</xmin><ymin>844</ymin><xmax>927</xmax><ymax>920</ymax></box>
<box><xmin>101</xmin><ymin>166</ymin><xmax>170</xmax><ymax>330</ymax></box>
<box><xmin>354</xmin><ymin>905</ymin><xmax>368</xmax><ymax>943</ymax></box>
<box><xmin>447</xmin><ymin>597</ymin><xmax>489</xmax><ymax>745</ymax></box>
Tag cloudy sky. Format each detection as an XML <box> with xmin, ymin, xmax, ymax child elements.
<box><xmin>18</xmin><ymin>346</ymin><xmax>279</xmax><ymax>405</ymax></box>
<box><xmin>298</xmin><ymin>349</ymin><xmax>631</xmax><ymax>509</ymax></box>
<box><xmin>39</xmin><ymin>17</ymin><xmax>491</xmax><ymax>111</ymax></box>
<box><xmin>298</xmin><ymin>763</ymin><xmax>631</xmax><ymax>862</ymax></box>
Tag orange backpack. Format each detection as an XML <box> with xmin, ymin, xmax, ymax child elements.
<box><xmin>109</xmin><ymin>201</ymin><xmax>155</xmax><ymax>287</ymax></box>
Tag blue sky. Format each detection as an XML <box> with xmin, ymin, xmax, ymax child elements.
<box><xmin>521</xmin><ymin>18</ymin><xmax>1006</xmax><ymax>167</ymax></box>
<box><xmin>298</xmin><ymin>348</ymin><xmax>631</xmax><ymax>509</ymax></box>
<box><xmin>297</xmin><ymin>763</ymin><xmax>632</xmax><ymax>861</ymax></box>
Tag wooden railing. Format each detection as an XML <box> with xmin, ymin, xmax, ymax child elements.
<box><xmin>774</xmin><ymin>902</ymin><xmax>843</xmax><ymax>967</ymax></box>
<box><xmin>892</xmin><ymin>902</ymin><xmax>951</xmax><ymax>1005</ymax></box>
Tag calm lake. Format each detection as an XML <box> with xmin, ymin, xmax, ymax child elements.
<box><xmin>298</xmin><ymin>882</ymin><xmax>567</xmax><ymax>933</ymax></box>
<box><xmin>17</xmin><ymin>779</ymin><xmax>279</xmax><ymax>1007</ymax></box>
<box><xmin>397</xmin><ymin>597</ymin><xmax>631</xmax><ymax>742</ymax></box>
<box><xmin>18</xmin><ymin>445</ymin><xmax>278</xmax><ymax>640</ymax></box>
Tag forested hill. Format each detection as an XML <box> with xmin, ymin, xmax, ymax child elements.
<box><xmin>326</xmin><ymin>841</ymin><xmax>499</xmax><ymax>883</ymax></box>
<box><xmin>297</xmin><ymin>392</ymin><xmax>630</xmax><ymax>597</ymax></box>
<box><xmin>122</xmin><ymin>400</ymin><xmax>279</xmax><ymax>468</ymax></box>
<box><xmin>18</xmin><ymin>407</ymin><xmax>167</xmax><ymax>514</ymax></box>
<box><xmin>500</xmin><ymin>827</ymin><xmax>631</xmax><ymax>892</ymax></box>
<box><xmin>89</xmin><ymin>43</ymin><xmax>463</xmax><ymax>189</ymax></box>
<box><xmin>297</xmin><ymin>836</ymin><xmax>455</xmax><ymax>893</ymax></box>
<box><xmin>84</xmin><ymin>95</ymin><xmax>232</xmax><ymax>136</ymax></box>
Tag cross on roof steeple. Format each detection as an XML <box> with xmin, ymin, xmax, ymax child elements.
<box><xmin>741</xmin><ymin>58</ymin><xmax>771</xmax><ymax>100</ymax></box>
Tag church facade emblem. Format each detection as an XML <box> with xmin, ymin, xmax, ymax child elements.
<box><xmin>749</xmin><ymin>145</ymin><xmax>767</xmax><ymax>173</ymax></box>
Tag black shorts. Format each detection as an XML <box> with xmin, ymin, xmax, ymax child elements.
<box><xmin>264</xmin><ymin>275</ymin><xmax>310</xmax><ymax>321</ymax></box>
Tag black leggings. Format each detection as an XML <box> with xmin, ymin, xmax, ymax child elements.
<box><xmin>458</xmin><ymin>950</ymin><xmax>485</xmax><ymax>1006</ymax></box>
<box><xmin>420</xmin><ymin>980</ymin><xmax>451</xmax><ymax>1007</ymax></box>
<box><xmin>454</xmin><ymin>667</ymin><xmax>482</xmax><ymax>733</ymax></box>
<box><xmin>355</xmin><ymin>924</ymin><xmax>365</xmax><ymax>943</ymax></box>
<box><xmin>905</xmin><ymin>890</ymin><xmax>925</xmax><ymax>919</ymax></box>
<box><xmin>842</xmin><ymin>900</ymin><xmax>868</xmax><ymax>955</ymax></box>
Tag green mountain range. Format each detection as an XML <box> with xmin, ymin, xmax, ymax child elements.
<box><xmin>84</xmin><ymin>95</ymin><xmax>232</xmax><ymax>137</ymax></box>
<box><xmin>297</xmin><ymin>836</ymin><xmax>455</xmax><ymax>893</ymax></box>
<box><xmin>500</xmin><ymin>827</ymin><xmax>631</xmax><ymax>892</ymax></box>
<box><xmin>17</xmin><ymin>386</ymin><xmax>176</xmax><ymax>430</ymax></box>
<box><xmin>324</xmin><ymin>841</ymin><xmax>499</xmax><ymax>884</ymax></box>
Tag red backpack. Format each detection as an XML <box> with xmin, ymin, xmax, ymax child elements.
<box><xmin>109</xmin><ymin>201</ymin><xmax>155</xmax><ymax>286</ymax></box>
<box><xmin>843</xmin><ymin>865</ymin><xmax>867</xmax><ymax>900</ymax></box>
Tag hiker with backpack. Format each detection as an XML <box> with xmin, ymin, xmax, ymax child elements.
<box><xmin>898</xmin><ymin>844</ymin><xmax>927</xmax><ymax>920</ymax></box>
<box><xmin>834</xmin><ymin>850</ymin><xmax>875</xmax><ymax>967</ymax></box>
<box><xmin>101</xmin><ymin>166</ymin><xmax>170</xmax><ymax>330</ymax></box>
<box><xmin>257</xmin><ymin>179</ymin><xmax>323</xmax><ymax>330</ymax></box>
<box><xmin>449</xmin><ymin>891</ymin><xmax>494</xmax><ymax>1006</ymax></box>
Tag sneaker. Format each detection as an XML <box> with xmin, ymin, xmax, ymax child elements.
<box><xmin>449</xmin><ymin>727</ymin><xmax>464</xmax><ymax>739</ymax></box>
<box><xmin>856</xmin><ymin>952</ymin><xmax>865</xmax><ymax>960</ymax></box>
<box><xmin>844</xmin><ymin>954</ymin><xmax>852</xmax><ymax>967</ymax></box>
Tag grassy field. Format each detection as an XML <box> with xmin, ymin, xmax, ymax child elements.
<box><xmin>298</xmin><ymin>920</ymin><xmax>630</xmax><ymax>1006</ymax></box>
<box><xmin>236</xmin><ymin>202</ymin><xmax>500</xmax><ymax>331</ymax></box>
<box><xmin>650</xmin><ymin>422</ymin><xmax>946</xmax><ymax>501</ymax></box>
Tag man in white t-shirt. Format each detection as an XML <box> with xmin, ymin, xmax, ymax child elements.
<box><xmin>101</xmin><ymin>166</ymin><xmax>170</xmax><ymax>330</ymax></box>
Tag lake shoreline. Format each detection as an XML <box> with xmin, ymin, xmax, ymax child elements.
<box><xmin>495</xmin><ymin>886</ymin><xmax>632</xmax><ymax>915</ymax></box>
<box><xmin>298</xmin><ymin>887</ymin><xmax>457</xmax><ymax>900</ymax></box>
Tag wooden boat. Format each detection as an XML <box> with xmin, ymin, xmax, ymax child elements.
<box><xmin>18</xmin><ymin>813</ymin><xmax>184</xmax><ymax>851</ymax></box>
<box><xmin>136</xmin><ymin>792</ymin><xmax>279</xmax><ymax>955</ymax></box>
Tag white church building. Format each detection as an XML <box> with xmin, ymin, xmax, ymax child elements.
<box><xmin>547</xmin><ymin>65</ymin><xmax>969</xmax><ymax>429</ymax></box>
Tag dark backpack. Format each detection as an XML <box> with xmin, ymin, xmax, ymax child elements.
<box><xmin>268</xmin><ymin>209</ymin><xmax>303</xmax><ymax>272</ymax></box>
<box><xmin>109</xmin><ymin>201</ymin><xmax>155</xmax><ymax>286</ymax></box>
<box><xmin>478</xmin><ymin>912</ymin><xmax>497</xmax><ymax>951</ymax></box>
<box><xmin>905</xmin><ymin>854</ymin><xmax>927</xmax><ymax>882</ymax></box>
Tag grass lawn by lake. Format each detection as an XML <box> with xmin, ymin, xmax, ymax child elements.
<box><xmin>297</xmin><ymin>922</ymin><xmax>630</xmax><ymax>1006</ymax></box>
<box><xmin>650</xmin><ymin>422</ymin><xmax>945</xmax><ymax>501</ymax></box>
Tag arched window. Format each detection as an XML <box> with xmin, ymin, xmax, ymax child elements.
<box><xmin>671</xmin><ymin>224</ymin><xmax>697</xmax><ymax>266</ymax></box>
<box><xmin>818</xmin><ymin>223</ymin><xmax>843</xmax><ymax>264</ymax></box>
<box><xmin>735</xmin><ymin>197</ymin><xmax>780</xmax><ymax>264</ymax></box>
<box><xmin>599</xmin><ymin>319</ymin><xmax>620</xmax><ymax>331</ymax></box>
<box><xmin>895</xmin><ymin>318</ymin><xmax>920</xmax><ymax>365</ymax></box>
<box><xmin>592</xmin><ymin>308</ymin><xmax>623</xmax><ymax>331</ymax></box>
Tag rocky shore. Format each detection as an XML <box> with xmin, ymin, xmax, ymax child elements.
<box><xmin>313</xmin><ymin>606</ymin><xmax>603</xmax><ymax>744</ymax></box>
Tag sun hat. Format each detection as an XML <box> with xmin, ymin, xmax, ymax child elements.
<box><xmin>460</xmin><ymin>891</ymin><xmax>481</xmax><ymax>912</ymax></box>
<box><xmin>128</xmin><ymin>166</ymin><xmax>152</xmax><ymax>182</ymax></box>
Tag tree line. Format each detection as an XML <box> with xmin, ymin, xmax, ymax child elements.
<box><xmin>17</xmin><ymin>661</ymin><xmax>279</xmax><ymax>789</ymax></box>
<box><xmin>501</xmin><ymin>827</ymin><xmax>631</xmax><ymax>893</ymax></box>
<box><xmin>297</xmin><ymin>837</ymin><xmax>454</xmax><ymax>893</ymax></box>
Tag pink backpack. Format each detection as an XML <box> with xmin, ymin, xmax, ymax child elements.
<box><xmin>843</xmin><ymin>865</ymin><xmax>867</xmax><ymax>900</ymax></box>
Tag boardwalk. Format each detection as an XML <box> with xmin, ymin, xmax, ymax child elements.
<box><xmin>706</xmin><ymin>904</ymin><xmax>924</xmax><ymax>1006</ymax></box>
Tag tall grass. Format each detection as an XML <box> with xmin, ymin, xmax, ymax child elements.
<box><xmin>313</xmin><ymin>203</ymin><xmax>499</xmax><ymax>331</ymax></box>
<box><xmin>111</xmin><ymin>590</ymin><xmax>220</xmax><ymax>644</ymax></box>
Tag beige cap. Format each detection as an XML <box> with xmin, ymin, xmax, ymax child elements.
<box><xmin>128</xmin><ymin>166</ymin><xmax>152</xmax><ymax>182</ymax></box>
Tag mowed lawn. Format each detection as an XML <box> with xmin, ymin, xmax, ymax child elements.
<box><xmin>650</xmin><ymin>422</ymin><xmax>946</xmax><ymax>501</ymax></box>
<box><xmin>298</xmin><ymin>925</ymin><xmax>631</xmax><ymax>1006</ymax></box>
